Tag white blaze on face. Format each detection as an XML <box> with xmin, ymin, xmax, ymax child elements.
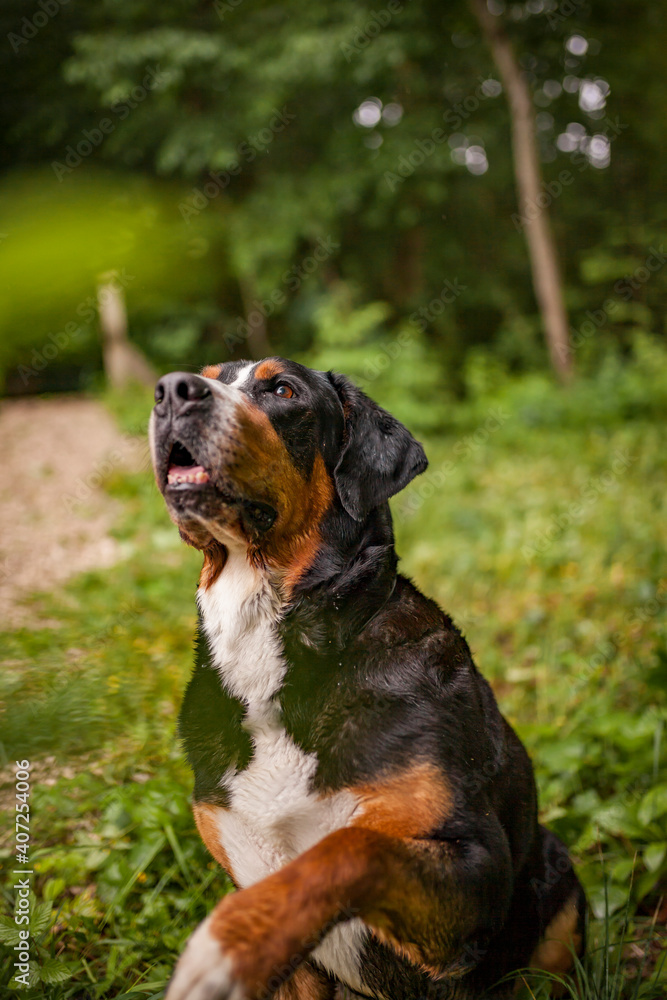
<box><xmin>229</xmin><ymin>362</ymin><xmax>256</xmax><ymax>390</ymax></box>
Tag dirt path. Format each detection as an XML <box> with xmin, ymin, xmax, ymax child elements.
<box><xmin>0</xmin><ymin>395</ymin><xmax>145</xmax><ymax>627</ymax></box>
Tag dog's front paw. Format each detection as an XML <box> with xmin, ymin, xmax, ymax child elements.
<box><xmin>166</xmin><ymin>916</ymin><xmax>247</xmax><ymax>1000</ymax></box>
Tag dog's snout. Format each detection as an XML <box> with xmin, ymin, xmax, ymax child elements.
<box><xmin>154</xmin><ymin>372</ymin><xmax>211</xmax><ymax>416</ymax></box>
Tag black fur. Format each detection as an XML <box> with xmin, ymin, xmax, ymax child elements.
<box><xmin>165</xmin><ymin>359</ymin><xmax>585</xmax><ymax>998</ymax></box>
<box><xmin>326</xmin><ymin>371</ymin><xmax>428</xmax><ymax>521</ymax></box>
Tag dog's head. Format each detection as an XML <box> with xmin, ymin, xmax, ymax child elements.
<box><xmin>149</xmin><ymin>358</ymin><xmax>427</xmax><ymax>589</ymax></box>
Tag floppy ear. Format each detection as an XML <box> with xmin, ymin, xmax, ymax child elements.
<box><xmin>327</xmin><ymin>372</ymin><xmax>428</xmax><ymax>521</ymax></box>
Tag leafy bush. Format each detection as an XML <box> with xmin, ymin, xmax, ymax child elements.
<box><xmin>298</xmin><ymin>282</ymin><xmax>452</xmax><ymax>433</ymax></box>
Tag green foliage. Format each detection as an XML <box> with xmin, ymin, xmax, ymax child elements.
<box><xmin>298</xmin><ymin>282</ymin><xmax>451</xmax><ymax>432</ymax></box>
<box><xmin>457</xmin><ymin>332</ymin><xmax>667</xmax><ymax>432</ymax></box>
<box><xmin>0</xmin><ymin>763</ymin><xmax>224</xmax><ymax>997</ymax></box>
<box><xmin>0</xmin><ymin>0</ymin><xmax>665</xmax><ymax>389</ymax></box>
<box><xmin>0</xmin><ymin>170</ymin><xmax>222</xmax><ymax>386</ymax></box>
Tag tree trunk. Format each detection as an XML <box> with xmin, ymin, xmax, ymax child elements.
<box><xmin>98</xmin><ymin>273</ymin><xmax>155</xmax><ymax>389</ymax></box>
<box><xmin>469</xmin><ymin>0</ymin><xmax>573</xmax><ymax>382</ymax></box>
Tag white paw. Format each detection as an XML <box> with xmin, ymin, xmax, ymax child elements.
<box><xmin>166</xmin><ymin>916</ymin><xmax>247</xmax><ymax>1000</ymax></box>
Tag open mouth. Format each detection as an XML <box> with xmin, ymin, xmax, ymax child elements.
<box><xmin>163</xmin><ymin>439</ymin><xmax>278</xmax><ymax>532</ymax></box>
<box><xmin>167</xmin><ymin>442</ymin><xmax>210</xmax><ymax>486</ymax></box>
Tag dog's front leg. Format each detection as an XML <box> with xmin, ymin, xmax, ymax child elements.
<box><xmin>166</xmin><ymin>823</ymin><xmax>512</xmax><ymax>1000</ymax></box>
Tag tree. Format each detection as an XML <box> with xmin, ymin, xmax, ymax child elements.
<box><xmin>0</xmin><ymin>0</ymin><xmax>665</xmax><ymax>393</ymax></box>
<box><xmin>470</xmin><ymin>0</ymin><xmax>572</xmax><ymax>381</ymax></box>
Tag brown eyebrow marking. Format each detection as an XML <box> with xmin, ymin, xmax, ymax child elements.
<box><xmin>201</xmin><ymin>364</ymin><xmax>222</xmax><ymax>379</ymax></box>
<box><xmin>254</xmin><ymin>359</ymin><xmax>285</xmax><ymax>381</ymax></box>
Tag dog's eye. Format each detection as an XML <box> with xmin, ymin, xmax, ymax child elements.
<box><xmin>274</xmin><ymin>384</ymin><xmax>294</xmax><ymax>399</ymax></box>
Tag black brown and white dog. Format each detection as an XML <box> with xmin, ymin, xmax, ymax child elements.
<box><xmin>149</xmin><ymin>358</ymin><xmax>585</xmax><ymax>1000</ymax></box>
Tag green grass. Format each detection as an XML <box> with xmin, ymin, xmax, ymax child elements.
<box><xmin>1</xmin><ymin>370</ymin><xmax>666</xmax><ymax>997</ymax></box>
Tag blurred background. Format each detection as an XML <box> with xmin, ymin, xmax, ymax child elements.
<box><xmin>0</xmin><ymin>1</ymin><xmax>665</xmax><ymax>997</ymax></box>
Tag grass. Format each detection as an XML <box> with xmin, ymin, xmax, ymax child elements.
<box><xmin>511</xmin><ymin>875</ymin><xmax>667</xmax><ymax>999</ymax></box>
<box><xmin>0</xmin><ymin>368</ymin><xmax>666</xmax><ymax>998</ymax></box>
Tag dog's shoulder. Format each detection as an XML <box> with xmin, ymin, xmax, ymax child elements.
<box><xmin>280</xmin><ymin>572</ymin><xmax>507</xmax><ymax>795</ymax></box>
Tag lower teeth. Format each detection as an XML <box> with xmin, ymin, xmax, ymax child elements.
<box><xmin>168</xmin><ymin>471</ymin><xmax>209</xmax><ymax>484</ymax></box>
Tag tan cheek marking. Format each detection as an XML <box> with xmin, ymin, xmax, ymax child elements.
<box><xmin>529</xmin><ymin>892</ymin><xmax>581</xmax><ymax>978</ymax></box>
<box><xmin>278</xmin><ymin>452</ymin><xmax>334</xmax><ymax>594</ymax></box>
<box><xmin>281</xmin><ymin>529</ymin><xmax>324</xmax><ymax>595</ymax></box>
<box><xmin>213</xmin><ymin>401</ymin><xmax>334</xmax><ymax>588</ymax></box>
<box><xmin>230</xmin><ymin>401</ymin><xmax>304</xmax><ymax>513</ymax></box>
<box><xmin>232</xmin><ymin>403</ymin><xmax>331</xmax><ymax>544</ymax></box>
<box><xmin>201</xmin><ymin>364</ymin><xmax>223</xmax><ymax>379</ymax></box>
<box><xmin>254</xmin><ymin>359</ymin><xmax>285</xmax><ymax>381</ymax></box>
<box><xmin>199</xmin><ymin>542</ymin><xmax>228</xmax><ymax>590</ymax></box>
<box><xmin>193</xmin><ymin>802</ymin><xmax>237</xmax><ymax>884</ymax></box>
<box><xmin>351</xmin><ymin>761</ymin><xmax>453</xmax><ymax>838</ymax></box>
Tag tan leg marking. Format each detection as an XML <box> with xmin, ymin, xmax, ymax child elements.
<box><xmin>529</xmin><ymin>891</ymin><xmax>582</xmax><ymax>977</ymax></box>
<box><xmin>193</xmin><ymin>801</ymin><xmax>237</xmax><ymax>884</ymax></box>
<box><xmin>351</xmin><ymin>761</ymin><xmax>452</xmax><ymax>838</ymax></box>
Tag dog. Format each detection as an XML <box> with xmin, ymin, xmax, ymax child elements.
<box><xmin>149</xmin><ymin>357</ymin><xmax>585</xmax><ymax>1000</ymax></box>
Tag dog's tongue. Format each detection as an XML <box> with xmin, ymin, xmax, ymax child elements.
<box><xmin>168</xmin><ymin>465</ymin><xmax>210</xmax><ymax>485</ymax></box>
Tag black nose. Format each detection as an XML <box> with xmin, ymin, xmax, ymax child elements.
<box><xmin>154</xmin><ymin>372</ymin><xmax>211</xmax><ymax>416</ymax></box>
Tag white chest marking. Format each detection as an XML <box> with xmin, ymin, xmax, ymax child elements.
<box><xmin>197</xmin><ymin>544</ymin><xmax>285</xmax><ymax>705</ymax></box>
<box><xmin>197</xmin><ymin>549</ymin><xmax>366</xmax><ymax>991</ymax></box>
